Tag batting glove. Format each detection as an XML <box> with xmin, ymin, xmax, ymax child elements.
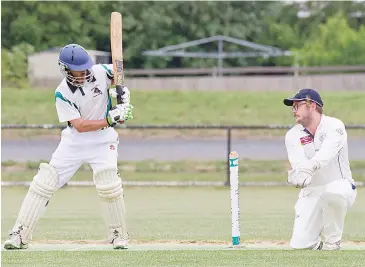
<box><xmin>107</xmin><ymin>104</ymin><xmax>134</xmax><ymax>127</ymax></box>
<box><xmin>109</xmin><ymin>86</ymin><xmax>130</xmax><ymax>105</ymax></box>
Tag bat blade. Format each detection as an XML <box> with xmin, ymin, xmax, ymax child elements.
<box><xmin>110</xmin><ymin>12</ymin><xmax>124</xmax><ymax>104</ymax></box>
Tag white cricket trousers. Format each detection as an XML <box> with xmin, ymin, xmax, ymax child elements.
<box><xmin>49</xmin><ymin>127</ymin><xmax>119</xmax><ymax>188</ymax></box>
<box><xmin>290</xmin><ymin>179</ymin><xmax>357</xmax><ymax>249</ymax></box>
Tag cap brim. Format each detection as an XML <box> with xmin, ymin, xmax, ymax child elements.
<box><xmin>283</xmin><ymin>98</ymin><xmax>305</xmax><ymax>106</ymax></box>
<box><xmin>283</xmin><ymin>97</ymin><xmax>324</xmax><ymax>107</ymax></box>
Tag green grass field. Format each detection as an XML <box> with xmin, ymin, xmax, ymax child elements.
<box><xmin>2</xmin><ymin>88</ymin><xmax>365</xmax><ymax>125</ymax></box>
<box><xmin>2</xmin><ymin>187</ymin><xmax>365</xmax><ymax>266</ymax></box>
<box><xmin>3</xmin><ymin>251</ymin><xmax>365</xmax><ymax>267</ymax></box>
<box><xmin>2</xmin><ymin>159</ymin><xmax>365</xmax><ymax>183</ymax></box>
<box><xmin>2</xmin><ymin>88</ymin><xmax>365</xmax><ymax>266</ymax></box>
<box><xmin>2</xmin><ymin>88</ymin><xmax>364</xmax><ymax>138</ymax></box>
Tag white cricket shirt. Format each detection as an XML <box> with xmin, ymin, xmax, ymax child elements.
<box><xmin>54</xmin><ymin>64</ymin><xmax>114</xmax><ymax>124</ymax></box>
<box><xmin>285</xmin><ymin>115</ymin><xmax>354</xmax><ymax>187</ymax></box>
<box><xmin>54</xmin><ymin>64</ymin><xmax>119</xmax><ymax>142</ymax></box>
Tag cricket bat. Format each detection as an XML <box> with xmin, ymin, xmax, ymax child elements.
<box><xmin>110</xmin><ymin>12</ymin><xmax>125</xmax><ymax>104</ymax></box>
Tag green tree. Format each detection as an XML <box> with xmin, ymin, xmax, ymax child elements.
<box><xmin>2</xmin><ymin>1</ymin><xmax>364</xmax><ymax>70</ymax></box>
<box><xmin>295</xmin><ymin>13</ymin><xmax>365</xmax><ymax>66</ymax></box>
<box><xmin>113</xmin><ymin>1</ymin><xmax>283</xmax><ymax>68</ymax></box>
<box><xmin>1</xmin><ymin>1</ymin><xmax>106</xmax><ymax>51</ymax></box>
<box><xmin>2</xmin><ymin>43</ymin><xmax>35</xmax><ymax>88</ymax></box>
<box><xmin>255</xmin><ymin>1</ymin><xmax>365</xmax><ymax>66</ymax></box>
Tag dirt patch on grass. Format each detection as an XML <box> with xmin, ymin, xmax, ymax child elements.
<box><xmin>33</xmin><ymin>239</ymin><xmax>365</xmax><ymax>246</ymax></box>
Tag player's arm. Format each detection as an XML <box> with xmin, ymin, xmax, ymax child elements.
<box><xmin>285</xmin><ymin>132</ymin><xmax>307</xmax><ymax>170</ymax></box>
<box><xmin>69</xmin><ymin>118</ymin><xmax>109</xmax><ymax>133</ymax></box>
<box><xmin>285</xmin><ymin>131</ymin><xmax>313</xmax><ymax>188</ymax></box>
<box><xmin>68</xmin><ymin>107</ymin><xmax>133</xmax><ymax>132</ymax></box>
<box><xmin>311</xmin><ymin>121</ymin><xmax>347</xmax><ymax>169</ymax></box>
<box><xmin>287</xmin><ymin>121</ymin><xmax>347</xmax><ymax>188</ymax></box>
<box><xmin>55</xmin><ymin>92</ymin><xmax>107</xmax><ymax>132</ymax></box>
<box><xmin>55</xmin><ymin>91</ymin><xmax>127</xmax><ymax>133</ymax></box>
<box><xmin>55</xmin><ymin>91</ymin><xmax>81</xmax><ymax>123</ymax></box>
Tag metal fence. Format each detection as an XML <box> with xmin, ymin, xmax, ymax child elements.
<box><xmin>123</xmin><ymin>65</ymin><xmax>365</xmax><ymax>77</ymax></box>
<box><xmin>2</xmin><ymin>124</ymin><xmax>365</xmax><ymax>185</ymax></box>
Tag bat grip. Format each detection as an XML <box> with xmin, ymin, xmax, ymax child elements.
<box><xmin>116</xmin><ymin>85</ymin><xmax>125</xmax><ymax>104</ymax></box>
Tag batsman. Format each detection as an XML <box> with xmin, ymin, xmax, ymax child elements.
<box><xmin>4</xmin><ymin>43</ymin><xmax>132</xmax><ymax>250</ymax></box>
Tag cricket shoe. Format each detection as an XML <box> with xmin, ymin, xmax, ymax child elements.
<box><xmin>110</xmin><ymin>229</ymin><xmax>128</xmax><ymax>249</ymax></box>
<box><xmin>113</xmin><ymin>237</ymin><xmax>128</xmax><ymax>249</ymax></box>
<box><xmin>3</xmin><ymin>232</ymin><xmax>28</xmax><ymax>250</ymax></box>
<box><xmin>322</xmin><ymin>241</ymin><xmax>341</xmax><ymax>250</ymax></box>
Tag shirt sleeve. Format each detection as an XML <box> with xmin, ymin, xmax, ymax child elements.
<box><xmin>285</xmin><ymin>131</ymin><xmax>307</xmax><ymax>170</ymax></box>
<box><xmin>312</xmin><ymin>121</ymin><xmax>347</xmax><ymax>169</ymax></box>
<box><xmin>100</xmin><ymin>64</ymin><xmax>114</xmax><ymax>86</ymax></box>
<box><xmin>54</xmin><ymin>92</ymin><xmax>81</xmax><ymax>123</ymax></box>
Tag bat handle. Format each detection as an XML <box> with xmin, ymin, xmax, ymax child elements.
<box><xmin>116</xmin><ymin>84</ymin><xmax>125</xmax><ymax>104</ymax></box>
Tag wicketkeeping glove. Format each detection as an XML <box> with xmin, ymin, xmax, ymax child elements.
<box><xmin>107</xmin><ymin>104</ymin><xmax>134</xmax><ymax>127</ymax></box>
<box><xmin>109</xmin><ymin>86</ymin><xmax>130</xmax><ymax>105</ymax></box>
<box><xmin>287</xmin><ymin>159</ymin><xmax>320</xmax><ymax>188</ymax></box>
<box><xmin>287</xmin><ymin>169</ymin><xmax>312</xmax><ymax>188</ymax></box>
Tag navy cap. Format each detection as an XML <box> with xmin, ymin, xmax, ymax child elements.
<box><xmin>283</xmin><ymin>88</ymin><xmax>324</xmax><ymax>107</ymax></box>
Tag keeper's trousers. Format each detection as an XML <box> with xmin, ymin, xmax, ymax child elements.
<box><xmin>290</xmin><ymin>179</ymin><xmax>357</xmax><ymax>249</ymax></box>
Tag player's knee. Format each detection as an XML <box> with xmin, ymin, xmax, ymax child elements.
<box><xmin>94</xmin><ymin>168</ymin><xmax>123</xmax><ymax>199</ymax></box>
<box><xmin>30</xmin><ymin>163</ymin><xmax>59</xmax><ymax>199</ymax></box>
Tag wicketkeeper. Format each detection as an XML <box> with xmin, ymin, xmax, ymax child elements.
<box><xmin>283</xmin><ymin>88</ymin><xmax>357</xmax><ymax>250</ymax></box>
<box><xmin>4</xmin><ymin>44</ymin><xmax>132</xmax><ymax>250</ymax></box>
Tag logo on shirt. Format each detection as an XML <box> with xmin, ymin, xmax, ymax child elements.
<box><xmin>319</xmin><ymin>133</ymin><xmax>327</xmax><ymax>142</ymax></box>
<box><xmin>336</xmin><ymin>128</ymin><xmax>344</xmax><ymax>135</ymax></box>
<box><xmin>91</xmin><ymin>86</ymin><xmax>103</xmax><ymax>97</ymax></box>
<box><xmin>110</xmin><ymin>145</ymin><xmax>115</xmax><ymax>150</ymax></box>
<box><xmin>300</xmin><ymin>135</ymin><xmax>313</xmax><ymax>145</ymax></box>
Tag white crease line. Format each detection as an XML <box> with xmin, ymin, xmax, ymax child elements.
<box><xmin>65</xmin><ymin>244</ymin><xmax>98</xmax><ymax>251</ymax></box>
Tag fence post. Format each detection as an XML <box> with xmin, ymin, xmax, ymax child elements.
<box><xmin>225</xmin><ymin>127</ymin><xmax>232</xmax><ymax>186</ymax></box>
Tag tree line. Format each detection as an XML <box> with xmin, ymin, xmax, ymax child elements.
<box><xmin>2</xmin><ymin>1</ymin><xmax>365</xmax><ymax>87</ymax></box>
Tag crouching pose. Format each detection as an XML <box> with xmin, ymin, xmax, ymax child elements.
<box><xmin>283</xmin><ymin>88</ymin><xmax>357</xmax><ymax>251</ymax></box>
<box><xmin>4</xmin><ymin>44</ymin><xmax>133</xmax><ymax>250</ymax></box>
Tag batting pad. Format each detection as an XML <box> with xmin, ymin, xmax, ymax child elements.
<box><xmin>12</xmin><ymin>163</ymin><xmax>59</xmax><ymax>243</ymax></box>
<box><xmin>94</xmin><ymin>168</ymin><xmax>128</xmax><ymax>243</ymax></box>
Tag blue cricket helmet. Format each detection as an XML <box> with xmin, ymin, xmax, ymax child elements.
<box><xmin>58</xmin><ymin>44</ymin><xmax>94</xmax><ymax>86</ymax></box>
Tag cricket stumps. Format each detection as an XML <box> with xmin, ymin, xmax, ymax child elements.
<box><xmin>229</xmin><ymin>151</ymin><xmax>240</xmax><ymax>246</ymax></box>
